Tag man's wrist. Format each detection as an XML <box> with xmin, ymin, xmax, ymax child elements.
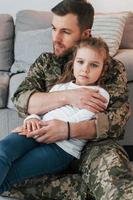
<box><xmin>68</xmin><ymin>120</ymin><xmax>97</xmax><ymax>140</ymax></box>
<box><xmin>95</xmin><ymin>113</ymin><xmax>109</xmax><ymax>140</ymax></box>
<box><xmin>66</xmin><ymin>122</ymin><xmax>71</xmax><ymax>140</ymax></box>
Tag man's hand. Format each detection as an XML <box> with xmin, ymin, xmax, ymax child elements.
<box><xmin>66</xmin><ymin>88</ymin><xmax>107</xmax><ymax>113</ymax></box>
<box><xmin>26</xmin><ymin>119</ymin><xmax>68</xmax><ymax>143</ymax></box>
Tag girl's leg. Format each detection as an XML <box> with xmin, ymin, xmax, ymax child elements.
<box><xmin>0</xmin><ymin>132</ymin><xmax>38</xmax><ymax>185</ymax></box>
<box><xmin>0</xmin><ymin>143</ymin><xmax>74</xmax><ymax>193</ymax></box>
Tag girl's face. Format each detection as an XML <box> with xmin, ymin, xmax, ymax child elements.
<box><xmin>73</xmin><ymin>46</ymin><xmax>105</xmax><ymax>86</ymax></box>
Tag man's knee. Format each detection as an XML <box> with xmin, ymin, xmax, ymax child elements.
<box><xmin>80</xmin><ymin>140</ymin><xmax>130</xmax><ymax>182</ymax></box>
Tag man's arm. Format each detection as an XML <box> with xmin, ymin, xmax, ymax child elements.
<box><xmin>12</xmin><ymin>52</ymin><xmax>65</xmax><ymax>117</ymax></box>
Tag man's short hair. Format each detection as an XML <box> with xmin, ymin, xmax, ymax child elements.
<box><xmin>51</xmin><ymin>0</ymin><xmax>94</xmax><ymax>31</ymax></box>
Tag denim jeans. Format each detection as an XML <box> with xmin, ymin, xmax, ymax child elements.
<box><xmin>0</xmin><ymin>133</ymin><xmax>74</xmax><ymax>193</ymax></box>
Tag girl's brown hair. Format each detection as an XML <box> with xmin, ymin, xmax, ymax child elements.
<box><xmin>57</xmin><ymin>37</ymin><xmax>110</xmax><ymax>85</ymax></box>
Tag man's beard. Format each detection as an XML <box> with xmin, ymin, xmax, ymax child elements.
<box><xmin>53</xmin><ymin>42</ymin><xmax>76</xmax><ymax>57</ymax></box>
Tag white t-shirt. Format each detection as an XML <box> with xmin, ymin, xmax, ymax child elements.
<box><xmin>25</xmin><ymin>81</ymin><xmax>110</xmax><ymax>159</ymax></box>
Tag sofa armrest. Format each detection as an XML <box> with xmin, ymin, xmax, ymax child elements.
<box><xmin>0</xmin><ymin>71</ymin><xmax>10</xmax><ymax>108</ymax></box>
<box><xmin>114</xmin><ymin>49</ymin><xmax>133</xmax><ymax>82</ymax></box>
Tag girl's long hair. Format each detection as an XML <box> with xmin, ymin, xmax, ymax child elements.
<box><xmin>57</xmin><ymin>37</ymin><xmax>110</xmax><ymax>86</ymax></box>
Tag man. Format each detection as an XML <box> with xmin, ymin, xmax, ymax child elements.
<box><xmin>2</xmin><ymin>0</ymin><xmax>133</xmax><ymax>199</ymax></box>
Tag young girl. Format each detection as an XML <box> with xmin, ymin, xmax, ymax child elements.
<box><xmin>0</xmin><ymin>37</ymin><xmax>110</xmax><ymax>192</ymax></box>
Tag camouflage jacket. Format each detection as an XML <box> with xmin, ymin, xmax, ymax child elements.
<box><xmin>12</xmin><ymin>52</ymin><xmax>130</xmax><ymax>140</ymax></box>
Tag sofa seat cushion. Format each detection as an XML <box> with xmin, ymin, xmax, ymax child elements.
<box><xmin>0</xmin><ymin>72</ymin><xmax>10</xmax><ymax>108</ymax></box>
<box><xmin>114</xmin><ymin>49</ymin><xmax>133</xmax><ymax>82</ymax></box>
<box><xmin>0</xmin><ymin>108</ymin><xmax>23</xmax><ymax>137</ymax></box>
<box><xmin>0</xmin><ymin>14</ymin><xmax>14</xmax><ymax>71</ymax></box>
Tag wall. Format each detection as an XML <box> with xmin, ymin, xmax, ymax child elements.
<box><xmin>89</xmin><ymin>0</ymin><xmax>133</xmax><ymax>12</ymax></box>
<box><xmin>0</xmin><ymin>0</ymin><xmax>133</xmax><ymax>18</ymax></box>
<box><xmin>0</xmin><ymin>0</ymin><xmax>60</xmax><ymax>18</ymax></box>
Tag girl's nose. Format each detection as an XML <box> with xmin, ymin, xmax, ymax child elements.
<box><xmin>82</xmin><ymin>65</ymin><xmax>90</xmax><ymax>73</ymax></box>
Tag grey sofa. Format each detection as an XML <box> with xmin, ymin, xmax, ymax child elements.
<box><xmin>0</xmin><ymin>10</ymin><xmax>133</xmax><ymax>160</ymax></box>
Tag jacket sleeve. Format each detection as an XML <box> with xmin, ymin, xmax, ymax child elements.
<box><xmin>95</xmin><ymin>58</ymin><xmax>130</xmax><ymax>140</ymax></box>
<box><xmin>12</xmin><ymin>53</ymin><xmax>50</xmax><ymax>118</ymax></box>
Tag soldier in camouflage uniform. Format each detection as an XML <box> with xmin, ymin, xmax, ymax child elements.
<box><xmin>1</xmin><ymin>0</ymin><xmax>133</xmax><ymax>199</ymax></box>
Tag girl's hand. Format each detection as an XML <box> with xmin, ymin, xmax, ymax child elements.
<box><xmin>11</xmin><ymin>126</ymin><xmax>28</xmax><ymax>136</ymax></box>
<box><xmin>24</xmin><ymin>118</ymin><xmax>42</xmax><ymax>132</ymax></box>
<box><xmin>11</xmin><ymin>126</ymin><xmax>24</xmax><ymax>133</ymax></box>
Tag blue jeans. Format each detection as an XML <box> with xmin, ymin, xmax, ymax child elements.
<box><xmin>0</xmin><ymin>133</ymin><xmax>74</xmax><ymax>193</ymax></box>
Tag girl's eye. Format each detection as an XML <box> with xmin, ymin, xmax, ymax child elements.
<box><xmin>77</xmin><ymin>60</ymin><xmax>84</xmax><ymax>65</ymax></box>
<box><xmin>90</xmin><ymin>63</ymin><xmax>98</xmax><ymax>68</ymax></box>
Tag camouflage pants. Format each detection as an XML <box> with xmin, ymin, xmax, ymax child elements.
<box><xmin>1</xmin><ymin>139</ymin><xmax>133</xmax><ymax>200</ymax></box>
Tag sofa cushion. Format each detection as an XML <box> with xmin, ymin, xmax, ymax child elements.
<box><xmin>11</xmin><ymin>28</ymin><xmax>53</xmax><ymax>73</ymax></box>
<box><xmin>15</xmin><ymin>10</ymin><xmax>52</xmax><ymax>32</ymax></box>
<box><xmin>7</xmin><ymin>73</ymin><xmax>26</xmax><ymax>109</ymax></box>
<box><xmin>114</xmin><ymin>49</ymin><xmax>133</xmax><ymax>82</ymax></box>
<box><xmin>120</xmin><ymin>12</ymin><xmax>133</xmax><ymax>49</ymax></box>
<box><xmin>0</xmin><ymin>14</ymin><xmax>14</xmax><ymax>71</ymax></box>
<box><xmin>92</xmin><ymin>12</ymin><xmax>128</xmax><ymax>56</ymax></box>
<box><xmin>10</xmin><ymin>10</ymin><xmax>53</xmax><ymax>74</ymax></box>
<box><xmin>0</xmin><ymin>72</ymin><xmax>10</xmax><ymax>108</ymax></box>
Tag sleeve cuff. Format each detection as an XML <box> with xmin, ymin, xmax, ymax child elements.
<box><xmin>95</xmin><ymin>112</ymin><xmax>109</xmax><ymax>140</ymax></box>
<box><xmin>13</xmin><ymin>90</ymin><xmax>36</xmax><ymax>118</ymax></box>
<box><xmin>24</xmin><ymin>114</ymin><xmax>41</xmax><ymax>124</ymax></box>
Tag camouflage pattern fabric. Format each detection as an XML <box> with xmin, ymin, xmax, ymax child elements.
<box><xmin>3</xmin><ymin>52</ymin><xmax>132</xmax><ymax>199</ymax></box>
<box><xmin>1</xmin><ymin>140</ymin><xmax>133</xmax><ymax>200</ymax></box>
<box><xmin>80</xmin><ymin>139</ymin><xmax>133</xmax><ymax>200</ymax></box>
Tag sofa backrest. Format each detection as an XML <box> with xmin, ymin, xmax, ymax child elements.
<box><xmin>0</xmin><ymin>14</ymin><xmax>14</xmax><ymax>108</ymax></box>
<box><xmin>0</xmin><ymin>10</ymin><xmax>132</xmax><ymax>74</ymax></box>
<box><xmin>15</xmin><ymin>10</ymin><xmax>133</xmax><ymax>50</ymax></box>
<box><xmin>15</xmin><ymin>10</ymin><xmax>52</xmax><ymax>32</ymax></box>
<box><xmin>0</xmin><ymin>14</ymin><xmax>14</xmax><ymax>72</ymax></box>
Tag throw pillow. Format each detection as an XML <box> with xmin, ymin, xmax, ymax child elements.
<box><xmin>11</xmin><ymin>28</ymin><xmax>53</xmax><ymax>74</ymax></box>
<box><xmin>15</xmin><ymin>10</ymin><xmax>52</xmax><ymax>32</ymax></box>
<box><xmin>120</xmin><ymin>12</ymin><xmax>133</xmax><ymax>49</ymax></box>
<box><xmin>92</xmin><ymin>13</ymin><xmax>128</xmax><ymax>56</ymax></box>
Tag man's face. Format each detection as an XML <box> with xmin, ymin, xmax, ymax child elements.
<box><xmin>52</xmin><ymin>14</ymin><xmax>83</xmax><ymax>57</ymax></box>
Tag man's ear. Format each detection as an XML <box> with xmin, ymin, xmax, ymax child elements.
<box><xmin>81</xmin><ymin>29</ymin><xmax>91</xmax><ymax>39</ymax></box>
